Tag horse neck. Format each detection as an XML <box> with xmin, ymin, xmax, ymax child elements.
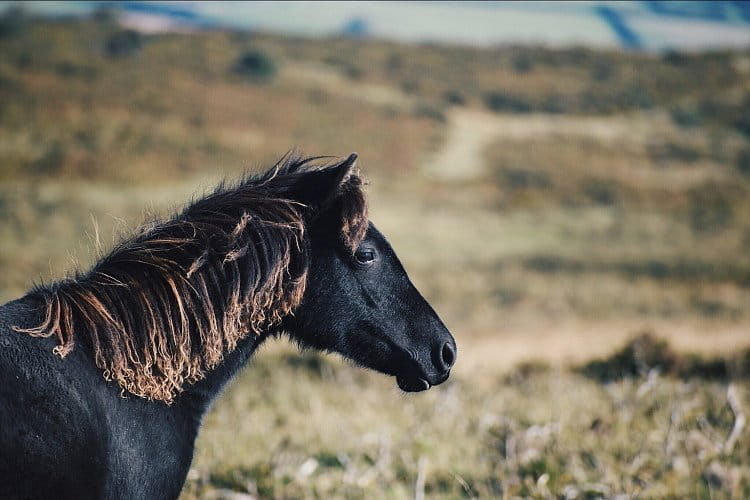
<box><xmin>178</xmin><ymin>329</ymin><xmax>273</xmax><ymax>413</ymax></box>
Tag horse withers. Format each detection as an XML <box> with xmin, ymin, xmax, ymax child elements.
<box><xmin>0</xmin><ymin>153</ymin><xmax>456</xmax><ymax>499</ymax></box>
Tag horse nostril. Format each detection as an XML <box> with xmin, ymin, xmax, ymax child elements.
<box><xmin>440</xmin><ymin>342</ymin><xmax>456</xmax><ymax>370</ymax></box>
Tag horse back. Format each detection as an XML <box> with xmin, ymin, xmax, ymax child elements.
<box><xmin>0</xmin><ymin>297</ymin><xmax>197</xmax><ymax>499</ymax></box>
<box><xmin>0</xmin><ymin>297</ymin><xmax>109</xmax><ymax>499</ymax></box>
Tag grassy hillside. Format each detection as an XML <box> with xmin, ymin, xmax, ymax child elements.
<box><xmin>1</xmin><ymin>12</ymin><xmax>749</xmax><ymax>498</ymax></box>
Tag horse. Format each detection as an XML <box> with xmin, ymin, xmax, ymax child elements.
<box><xmin>0</xmin><ymin>153</ymin><xmax>456</xmax><ymax>499</ymax></box>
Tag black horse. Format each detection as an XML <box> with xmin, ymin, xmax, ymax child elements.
<box><xmin>0</xmin><ymin>154</ymin><xmax>456</xmax><ymax>499</ymax></box>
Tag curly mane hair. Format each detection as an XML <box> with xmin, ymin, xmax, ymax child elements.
<box><xmin>15</xmin><ymin>154</ymin><xmax>368</xmax><ymax>403</ymax></box>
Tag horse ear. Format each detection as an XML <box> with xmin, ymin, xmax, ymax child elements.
<box><xmin>296</xmin><ymin>153</ymin><xmax>359</xmax><ymax>208</ymax></box>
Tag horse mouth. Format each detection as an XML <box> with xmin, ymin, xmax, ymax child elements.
<box><xmin>396</xmin><ymin>374</ymin><xmax>431</xmax><ymax>392</ymax></box>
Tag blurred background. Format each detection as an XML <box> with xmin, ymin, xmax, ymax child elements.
<box><xmin>1</xmin><ymin>1</ymin><xmax>749</xmax><ymax>498</ymax></box>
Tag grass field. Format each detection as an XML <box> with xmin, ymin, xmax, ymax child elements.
<box><xmin>1</xmin><ymin>11</ymin><xmax>749</xmax><ymax>498</ymax></box>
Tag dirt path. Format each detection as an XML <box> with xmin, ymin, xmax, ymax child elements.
<box><xmin>426</xmin><ymin>108</ymin><xmax>671</xmax><ymax>180</ymax></box>
<box><xmin>426</xmin><ymin>109</ymin><xmax>507</xmax><ymax>180</ymax></box>
<box><xmin>284</xmin><ymin>63</ymin><xmax>674</xmax><ymax>182</ymax></box>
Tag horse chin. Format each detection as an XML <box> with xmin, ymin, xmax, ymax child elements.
<box><xmin>396</xmin><ymin>374</ymin><xmax>431</xmax><ymax>392</ymax></box>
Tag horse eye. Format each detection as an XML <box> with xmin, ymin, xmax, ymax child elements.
<box><xmin>354</xmin><ymin>247</ymin><xmax>376</xmax><ymax>265</ymax></box>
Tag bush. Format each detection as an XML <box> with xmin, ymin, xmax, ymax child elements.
<box><xmin>31</xmin><ymin>141</ymin><xmax>65</xmax><ymax>175</ymax></box>
<box><xmin>91</xmin><ymin>6</ymin><xmax>118</xmax><ymax>25</ymax></box>
<box><xmin>343</xmin><ymin>64</ymin><xmax>364</xmax><ymax>81</ymax></box>
<box><xmin>384</xmin><ymin>52</ymin><xmax>403</xmax><ymax>74</ymax></box>
<box><xmin>579</xmin><ymin>333</ymin><xmax>750</xmax><ymax>381</ymax></box>
<box><xmin>688</xmin><ymin>183</ymin><xmax>733</xmax><ymax>233</ymax></box>
<box><xmin>647</xmin><ymin>142</ymin><xmax>701</xmax><ymax>164</ymax></box>
<box><xmin>233</xmin><ymin>50</ymin><xmax>277</xmax><ymax>83</ymax></box>
<box><xmin>670</xmin><ymin>106</ymin><xmax>702</xmax><ymax>128</ymax></box>
<box><xmin>400</xmin><ymin>78</ymin><xmax>419</xmax><ymax>94</ymax></box>
<box><xmin>413</xmin><ymin>103</ymin><xmax>446</xmax><ymax>122</ymax></box>
<box><xmin>105</xmin><ymin>30</ymin><xmax>142</xmax><ymax>58</ymax></box>
<box><xmin>443</xmin><ymin>89</ymin><xmax>466</xmax><ymax>106</ymax></box>
<box><xmin>0</xmin><ymin>6</ymin><xmax>27</xmax><ymax>38</ymax></box>
<box><xmin>590</xmin><ymin>60</ymin><xmax>614</xmax><ymax>81</ymax></box>
<box><xmin>737</xmin><ymin>149</ymin><xmax>750</xmax><ymax>178</ymax></box>
<box><xmin>662</xmin><ymin>49</ymin><xmax>689</xmax><ymax>66</ymax></box>
<box><xmin>617</xmin><ymin>85</ymin><xmax>653</xmax><ymax>109</ymax></box>
<box><xmin>578</xmin><ymin>333</ymin><xmax>676</xmax><ymax>380</ymax></box>
<box><xmin>733</xmin><ymin>113</ymin><xmax>750</xmax><ymax>137</ymax></box>
<box><xmin>510</xmin><ymin>52</ymin><xmax>533</xmax><ymax>73</ymax></box>
<box><xmin>583</xmin><ymin>178</ymin><xmax>618</xmax><ymax>205</ymax></box>
<box><xmin>500</xmin><ymin>168</ymin><xmax>550</xmax><ymax>189</ymax></box>
<box><xmin>483</xmin><ymin>92</ymin><xmax>533</xmax><ymax>113</ymax></box>
<box><xmin>55</xmin><ymin>62</ymin><xmax>97</xmax><ymax>80</ymax></box>
<box><xmin>540</xmin><ymin>93</ymin><xmax>566</xmax><ymax>114</ymax></box>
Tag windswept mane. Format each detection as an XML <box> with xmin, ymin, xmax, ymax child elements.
<box><xmin>16</xmin><ymin>155</ymin><xmax>368</xmax><ymax>403</ymax></box>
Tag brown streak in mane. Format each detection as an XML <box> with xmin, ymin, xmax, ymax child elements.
<box><xmin>14</xmin><ymin>155</ymin><xmax>369</xmax><ymax>403</ymax></box>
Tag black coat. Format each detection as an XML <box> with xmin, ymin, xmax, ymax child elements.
<box><xmin>0</xmin><ymin>296</ymin><xmax>263</xmax><ymax>500</ymax></box>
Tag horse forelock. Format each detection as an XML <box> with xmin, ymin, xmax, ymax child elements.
<box><xmin>15</xmin><ymin>154</ymin><xmax>369</xmax><ymax>403</ymax></box>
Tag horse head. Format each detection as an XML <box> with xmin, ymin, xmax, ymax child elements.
<box><xmin>284</xmin><ymin>154</ymin><xmax>457</xmax><ymax>391</ymax></box>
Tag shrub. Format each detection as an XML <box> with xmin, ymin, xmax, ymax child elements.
<box><xmin>400</xmin><ymin>78</ymin><xmax>419</xmax><ymax>94</ymax></box>
<box><xmin>670</xmin><ymin>106</ymin><xmax>702</xmax><ymax>128</ymax></box>
<box><xmin>647</xmin><ymin>142</ymin><xmax>701</xmax><ymax>164</ymax></box>
<box><xmin>343</xmin><ymin>64</ymin><xmax>363</xmax><ymax>81</ymax></box>
<box><xmin>540</xmin><ymin>93</ymin><xmax>566</xmax><ymax>114</ymax></box>
<box><xmin>413</xmin><ymin>103</ymin><xmax>446</xmax><ymax>122</ymax></box>
<box><xmin>0</xmin><ymin>6</ymin><xmax>26</xmax><ymax>38</ymax></box>
<box><xmin>232</xmin><ymin>50</ymin><xmax>277</xmax><ymax>83</ymax></box>
<box><xmin>733</xmin><ymin>113</ymin><xmax>750</xmax><ymax>137</ymax></box>
<box><xmin>443</xmin><ymin>89</ymin><xmax>466</xmax><ymax>106</ymax></box>
<box><xmin>105</xmin><ymin>30</ymin><xmax>142</xmax><ymax>58</ymax></box>
<box><xmin>483</xmin><ymin>92</ymin><xmax>532</xmax><ymax>113</ymax></box>
<box><xmin>578</xmin><ymin>333</ymin><xmax>675</xmax><ymax>380</ymax></box>
<box><xmin>55</xmin><ymin>62</ymin><xmax>97</xmax><ymax>80</ymax></box>
<box><xmin>500</xmin><ymin>168</ymin><xmax>550</xmax><ymax>189</ymax></box>
<box><xmin>617</xmin><ymin>85</ymin><xmax>653</xmax><ymax>109</ymax></box>
<box><xmin>737</xmin><ymin>149</ymin><xmax>750</xmax><ymax>178</ymax></box>
<box><xmin>590</xmin><ymin>60</ymin><xmax>614</xmax><ymax>81</ymax></box>
<box><xmin>510</xmin><ymin>52</ymin><xmax>533</xmax><ymax>73</ymax></box>
<box><xmin>579</xmin><ymin>333</ymin><xmax>750</xmax><ymax>381</ymax></box>
<box><xmin>91</xmin><ymin>6</ymin><xmax>118</xmax><ymax>25</ymax></box>
<box><xmin>583</xmin><ymin>178</ymin><xmax>618</xmax><ymax>205</ymax></box>
<box><xmin>662</xmin><ymin>49</ymin><xmax>689</xmax><ymax>66</ymax></box>
<box><xmin>32</xmin><ymin>141</ymin><xmax>65</xmax><ymax>175</ymax></box>
<box><xmin>688</xmin><ymin>183</ymin><xmax>733</xmax><ymax>233</ymax></box>
<box><xmin>384</xmin><ymin>52</ymin><xmax>402</xmax><ymax>74</ymax></box>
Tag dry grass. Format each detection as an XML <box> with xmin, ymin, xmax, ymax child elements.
<box><xmin>182</xmin><ymin>339</ymin><xmax>750</xmax><ymax>499</ymax></box>
<box><xmin>1</xmin><ymin>14</ymin><xmax>749</xmax><ymax>498</ymax></box>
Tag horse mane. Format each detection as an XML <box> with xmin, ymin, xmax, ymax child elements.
<box><xmin>15</xmin><ymin>154</ymin><xmax>369</xmax><ymax>403</ymax></box>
